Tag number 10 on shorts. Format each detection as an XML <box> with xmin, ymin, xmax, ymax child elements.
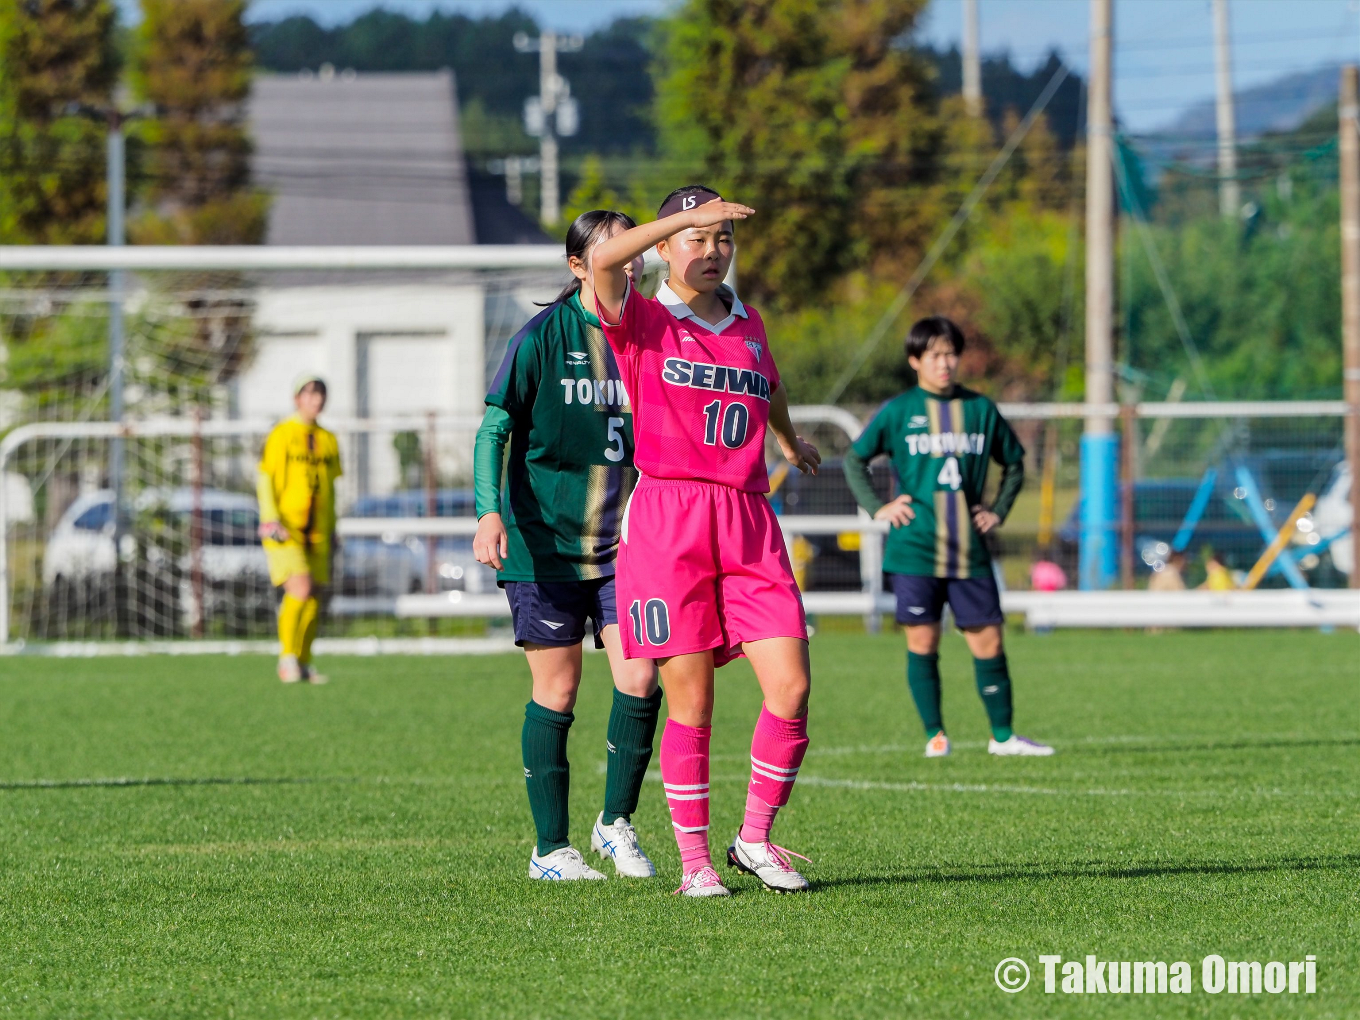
<box><xmin>629</xmin><ymin>598</ymin><xmax>671</xmax><ymax>645</ymax></box>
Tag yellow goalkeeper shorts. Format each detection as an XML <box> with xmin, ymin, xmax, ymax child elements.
<box><xmin>264</xmin><ymin>538</ymin><xmax>331</xmax><ymax>587</ymax></box>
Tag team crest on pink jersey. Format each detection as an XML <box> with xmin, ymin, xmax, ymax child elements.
<box><xmin>745</xmin><ymin>339</ymin><xmax>763</xmax><ymax>362</ymax></box>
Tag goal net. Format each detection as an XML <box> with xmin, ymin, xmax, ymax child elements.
<box><xmin>0</xmin><ymin>247</ymin><xmax>570</xmax><ymax>646</ymax></box>
<box><xmin>0</xmin><ymin>247</ymin><xmax>1352</xmax><ymax>648</ymax></box>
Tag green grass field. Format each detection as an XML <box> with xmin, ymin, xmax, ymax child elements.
<box><xmin>1</xmin><ymin>630</ymin><xmax>1356</xmax><ymax>1018</ymax></box>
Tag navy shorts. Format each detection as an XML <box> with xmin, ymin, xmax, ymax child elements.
<box><xmin>503</xmin><ymin>577</ymin><xmax>618</xmax><ymax>649</ymax></box>
<box><xmin>888</xmin><ymin>573</ymin><xmax>1004</xmax><ymax>629</ymax></box>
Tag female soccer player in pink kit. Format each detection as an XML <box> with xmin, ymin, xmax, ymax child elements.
<box><xmin>592</xmin><ymin>186</ymin><xmax>820</xmax><ymax>896</ymax></box>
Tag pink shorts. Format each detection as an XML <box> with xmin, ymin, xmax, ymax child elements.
<box><xmin>617</xmin><ymin>477</ymin><xmax>808</xmax><ymax>666</ymax></box>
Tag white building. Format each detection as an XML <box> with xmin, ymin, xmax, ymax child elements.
<box><xmin>238</xmin><ymin>70</ymin><xmax>558</xmax><ymax>501</ymax></box>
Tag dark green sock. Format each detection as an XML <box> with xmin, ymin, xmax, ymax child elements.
<box><xmin>603</xmin><ymin>687</ymin><xmax>662</xmax><ymax>824</ymax></box>
<box><xmin>974</xmin><ymin>653</ymin><xmax>1014</xmax><ymax>742</ymax></box>
<box><xmin>907</xmin><ymin>651</ymin><xmax>944</xmax><ymax>738</ymax></box>
<box><xmin>522</xmin><ymin>700</ymin><xmax>573</xmax><ymax>855</ymax></box>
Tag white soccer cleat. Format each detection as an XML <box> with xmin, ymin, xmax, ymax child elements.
<box><xmin>674</xmin><ymin>865</ymin><xmax>730</xmax><ymax>897</ymax></box>
<box><xmin>528</xmin><ymin>845</ymin><xmax>607</xmax><ymax>881</ymax></box>
<box><xmin>300</xmin><ymin>663</ymin><xmax>328</xmax><ymax>685</ymax></box>
<box><xmin>988</xmin><ymin>734</ymin><xmax>1055</xmax><ymax>756</ymax></box>
<box><xmin>727</xmin><ymin>834</ymin><xmax>810</xmax><ymax>893</ymax></box>
<box><xmin>277</xmin><ymin>654</ymin><xmax>302</xmax><ymax>683</ymax></box>
<box><xmin>924</xmin><ymin>731</ymin><xmax>951</xmax><ymax>758</ymax></box>
<box><xmin>591</xmin><ymin>812</ymin><xmax>657</xmax><ymax>878</ymax></box>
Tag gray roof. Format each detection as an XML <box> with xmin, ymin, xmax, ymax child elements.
<box><xmin>249</xmin><ymin>70</ymin><xmax>476</xmax><ymax>245</ymax></box>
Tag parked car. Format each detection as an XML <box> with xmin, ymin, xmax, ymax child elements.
<box><xmin>43</xmin><ymin>488</ymin><xmax>267</xmax><ymax>587</ymax></box>
<box><xmin>42</xmin><ymin>488</ymin><xmax>272</xmax><ymax>635</ymax></box>
<box><xmin>340</xmin><ymin>490</ymin><xmax>495</xmax><ymax>599</ymax></box>
<box><xmin>769</xmin><ymin>458</ymin><xmax>893</xmax><ymax>591</ymax></box>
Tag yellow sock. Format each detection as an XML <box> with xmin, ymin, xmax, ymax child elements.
<box><xmin>298</xmin><ymin>596</ymin><xmax>320</xmax><ymax>665</ymax></box>
<box><xmin>278</xmin><ymin>593</ymin><xmax>306</xmax><ymax>658</ymax></box>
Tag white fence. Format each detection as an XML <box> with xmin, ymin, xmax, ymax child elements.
<box><xmin>0</xmin><ymin>401</ymin><xmax>1354</xmax><ymax>650</ymax></box>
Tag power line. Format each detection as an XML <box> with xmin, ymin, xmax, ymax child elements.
<box><xmin>823</xmin><ymin>61</ymin><xmax>1070</xmax><ymax>405</ymax></box>
<box><xmin>1110</xmin><ymin>137</ymin><xmax>1216</xmax><ymax>401</ymax></box>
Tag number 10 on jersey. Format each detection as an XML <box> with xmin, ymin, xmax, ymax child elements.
<box><xmin>702</xmin><ymin>399</ymin><xmax>749</xmax><ymax>449</ymax></box>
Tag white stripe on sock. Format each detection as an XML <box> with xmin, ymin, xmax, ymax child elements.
<box><xmin>751</xmin><ymin>755</ymin><xmax>800</xmax><ymax>775</ymax></box>
<box><xmin>664</xmin><ymin>791</ymin><xmax>710</xmax><ymax>801</ymax></box>
<box><xmin>671</xmin><ymin>823</ymin><xmax>710</xmax><ymax>833</ymax></box>
<box><xmin>662</xmin><ymin>782</ymin><xmax>709</xmax><ymax>791</ymax></box>
<box><xmin>751</xmin><ymin>765</ymin><xmax>798</xmax><ymax>783</ymax></box>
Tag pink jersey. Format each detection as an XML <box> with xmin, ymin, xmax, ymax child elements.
<box><xmin>598</xmin><ymin>282</ymin><xmax>779</xmax><ymax>492</ymax></box>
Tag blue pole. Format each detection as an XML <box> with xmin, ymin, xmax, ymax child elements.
<box><xmin>1079</xmin><ymin>432</ymin><xmax>1120</xmax><ymax>589</ymax></box>
<box><xmin>1171</xmin><ymin>467</ymin><xmax>1218</xmax><ymax>552</ymax></box>
<box><xmin>1233</xmin><ymin>465</ymin><xmax>1310</xmax><ymax>590</ymax></box>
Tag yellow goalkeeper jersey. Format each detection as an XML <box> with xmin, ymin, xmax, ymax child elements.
<box><xmin>258</xmin><ymin>415</ymin><xmax>343</xmax><ymax>542</ymax></box>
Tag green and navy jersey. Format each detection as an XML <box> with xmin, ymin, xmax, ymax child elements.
<box><xmin>851</xmin><ymin>385</ymin><xmax>1024</xmax><ymax>578</ymax></box>
<box><xmin>486</xmin><ymin>291</ymin><xmax>638</xmax><ymax>582</ymax></box>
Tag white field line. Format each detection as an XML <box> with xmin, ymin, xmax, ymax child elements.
<box><xmin>797</xmin><ymin>775</ymin><xmax>1357</xmax><ymax>800</ymax></box>
<box><xmin>0</xmin><ymin>637</ymin><xmax>522</xmax><ymax>657</ymax></box>
<box><xmin>798</xmin><ymin>775</ymin><xmax>1110</xmax><ymax>797</ymax></box>
<box><xmin>7</xmin><ymin>771</ymin><xmax>1351</xmax><ymax>801</ymax></box>
<box><xmin>623</xmin><ymin>769</ymin><xmax>1345</xmax><ymax>800</ymax></box>
<box><xmin>702</xmin><ymin>731</ymin><xmax>1360</xmax><ymax>762</ymax></box>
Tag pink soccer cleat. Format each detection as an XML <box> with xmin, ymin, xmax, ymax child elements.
<box><xmin>675</xmin><ymin>865</ymin><xmax>731</xmax><ymax>898</ymax></box>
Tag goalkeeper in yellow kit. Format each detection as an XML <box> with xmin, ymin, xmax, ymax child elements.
<box><xmin>257</xmin><ymin>375</ymin><xmax>342</xmax><ymax>683</ymax></box>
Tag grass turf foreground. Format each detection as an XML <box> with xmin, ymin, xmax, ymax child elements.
<box><xmin>0</xmin><ymin>630</ymin><xmax>1356</xmax><ymax>1019</ymax></box>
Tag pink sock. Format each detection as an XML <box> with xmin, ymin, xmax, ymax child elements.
<box><xmin>675</xmin><ymin>828</ymin><xmax>711</xmax><ymax>873</ymax></box>
<box><xmin>740</xmin><ymin>790</ymin><xmax>779</xmax><ymax>844</ymax></box>
<box><xmin>741</xmin><ymin>706</ymin><xmax>809</xmax><ymax>843</ymax></box>
<box><xmin>660</xmin><ymin>719</ymin><xmax>711</xmax><ymax>873</ymax></box>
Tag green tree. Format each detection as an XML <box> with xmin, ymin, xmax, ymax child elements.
<box><xmin>561</xmin><ymin>155</ymin><xmax>654</xmax><ymax>228</ymax></box>
<box><xmin>653</xmin><ymin>0</ymin><xmax>938</xmax><ymax>307</ymax></box>
<box><xmin>1123</xmin><ymin>192</ymin><xmax>1341</xmax><ymax>401</ymax></box>
<box><xmin>0</xmin><ymin>0</ymin><xmax>118</xmax><ymax>243</ymax></box>
<box><xmin>130</xmin><ymin>0</ymin><xmax>265</xmax><ymax>244</ymax></box>
<box><xmin>955</xmin><ymin>203</ymin><xmax>1082</xmax><ymax>399</ymax></box>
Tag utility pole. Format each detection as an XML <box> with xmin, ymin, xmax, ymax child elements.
<box><xmin>106</xmin><ymin>109</ymin><xmax>129</xmax><ymax>634</ymax></box>
<box><xmin>487</xmin><ymin>155</ymin><xmax>540</xmax><ymax>207</ymax></box>
<box><xmin>1081</xmin><ymin>0</ymin><xmax>1117</xmax><ymax>590</ymax></box>
<box><xmin>1212</xmin><ymin>0</ymin><xmax>1240</xmax><ymax>219</ymax></box>
<box><xmin>1340</xmin><ymin>66</ymin><xmax>1360</xmax><ymax>590</ymax></box>
<box><xmin>107</xmin><ymin>114</ymin><xmax>124</xmax><ymax>424</ymax></box>
<box><xmin>107</xmin><ymin>112</ymin><xmax>126</xmax><ymax>516</ymax></box>
<box><xmin>515</xmin><ymin>30</ymin><xmax>582</xmax><ymax>226</ymax></box>
<box><xmin>962</xmin><ymin>0</ymin><xmax>982</xmax><ymax>117</ymax></box>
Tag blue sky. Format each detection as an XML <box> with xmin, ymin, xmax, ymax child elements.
<box><xmin>126</xmin><ymin>1</ymin><xmax>1360</xmax><ymax>132</ymax></box>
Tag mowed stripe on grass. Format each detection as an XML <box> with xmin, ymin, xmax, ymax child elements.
<box><xmin>0</xmin><ymin>629</ymin><xmax>1356</xmax><ymax>1018</ymax></box>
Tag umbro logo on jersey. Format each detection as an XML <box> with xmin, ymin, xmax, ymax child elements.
<box><xmin>539</xmin><ymin>619</ymin><xmax>565</xmax><ymax>630</ymax></box>
<box><xmin>566</xmin><ymin>351</ymin><xmax>590</xmax><ymax>366</ymax></box>
<box><xmin>909</xmin><ymin>415</ymin><xmax>929</xmax><ymax>429</ymax></box>
<box><xmin>606</xmin><ymin>740</ymin><xmax>617</xmax><ymax>753</ymax></box>
<box><xmin>745</xmin><ymin>339</ymin><xmax>763</xmax><ymax>362</ymax></box>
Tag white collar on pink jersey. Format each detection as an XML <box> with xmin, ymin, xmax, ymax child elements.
<box><xmin>656</xmin><ymin>280</ymin><xmax>748</xmax><ymax>334</ymax></box>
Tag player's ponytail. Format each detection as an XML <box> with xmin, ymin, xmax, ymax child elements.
<box><xmin>543</xmin><ymin>209</ymin><xmax>639</xmax><ymax>306</ymax></box>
